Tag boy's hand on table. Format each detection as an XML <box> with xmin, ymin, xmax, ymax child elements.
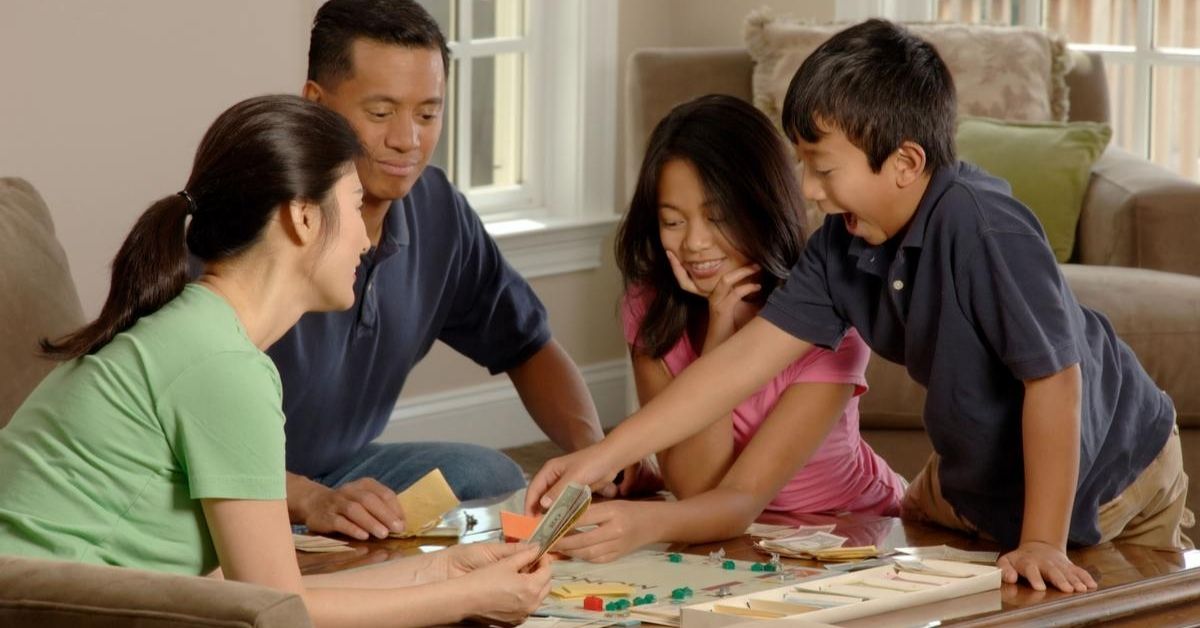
<box><xmin>997</xmin><ymin>540</ymin><xmax>1097</xmax><ymax>593</ymax></box>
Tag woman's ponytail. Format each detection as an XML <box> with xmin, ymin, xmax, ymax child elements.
<box><xmin>41</xmin><ymin>193</ymin><xmax>191</xmax><ymax>359</ymax></box>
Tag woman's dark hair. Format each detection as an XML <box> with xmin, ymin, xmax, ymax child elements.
<box><xmin>308</xmin><ymin>0</ymin><xmax>451</xmax><ymax>86</ymax></box>
<box><xmin>781</xmin><ymin>19</ymin><xmax>957</xmax><ymax>173</ymax></box>
<box><xmin>41</xmin><ymin>95</ymin><xmax>363</xmax><ymax>359</ymax></box>
<box><xmin>615</xmin><ymin>94</ymin><xmax>806</xmax><ymax>359</ymax></box>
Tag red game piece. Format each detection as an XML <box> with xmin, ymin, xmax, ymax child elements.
<box><xmin>583</xmin><ymin>595</ymin><xmax>604</xmax><ymax>611</ymax></box>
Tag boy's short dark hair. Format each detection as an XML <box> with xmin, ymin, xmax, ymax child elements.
<box><xmin>781</xmin><ymin>19</ymin><xmax>957</xmax><ymax>173</ymax></box>
<box><xmin>308</xmin><ymin>0</ymin><xmax>451</xmax><ymax>87</ymax></box>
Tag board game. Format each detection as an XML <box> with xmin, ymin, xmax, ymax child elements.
<box><xmin>536</xmin><ymin>549</ymin><xmax>828</xmax><ymax>626</ymax></box>
<box><xmin>680</xmin><ymin>558</ymin><xmax>1001</xmax><ymax>628</ymax></box>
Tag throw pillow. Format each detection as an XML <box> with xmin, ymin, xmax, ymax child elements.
<box><xmin>744</xmin><ymin>11</ymin><xmax>1073</xmax><ymax>127</ymax></box>
<box><xmin>956</xmin><ymin>116</ymin><xmax>1112</xmax><ymax>262</ymax></box>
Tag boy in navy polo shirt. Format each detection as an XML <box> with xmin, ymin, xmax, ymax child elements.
<box><xmin>527</xmin><ymin>19</ymin><xmax>1191</xmax><ymax>594</ymax></box>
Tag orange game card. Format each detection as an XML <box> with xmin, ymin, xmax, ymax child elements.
<box><xmin>500</xmin><ymin>510</ymin><xmax>541</xmax><ymax>541</ymax></box>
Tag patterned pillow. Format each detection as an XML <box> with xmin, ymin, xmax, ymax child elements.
<box><xmin>744</xmin><ymin>10</ymin><xmax>1073</xmax><ymax>127</ymax></box>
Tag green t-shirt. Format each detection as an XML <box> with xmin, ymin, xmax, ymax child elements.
<box><xmin>0</xmin><ymin>284</ymin><xmax>285</xmax><ymax>575</ymax></box>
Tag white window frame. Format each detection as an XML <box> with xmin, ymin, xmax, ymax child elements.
<box><xmin>449</xmin><ymin>0</ymin><xmax>619</xmax><ymax>279</ymax></box>
<box><xmin>843</xmin><ymin>0</ymin><xmax>1200</xmax><ymax>173</ymax></box>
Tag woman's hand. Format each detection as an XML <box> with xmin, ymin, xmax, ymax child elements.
<box><xmin>552</xmin><ymin>501</ymin><xmax>655</xmax><ymax>563</ymax></box>
<box><xmin>457</xmin><ymin>544</ymin><xmax>554</xmax><ymax>625</ymax></box>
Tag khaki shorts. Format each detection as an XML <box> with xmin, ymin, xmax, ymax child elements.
<box><xmin>900</xmin><ymin>425</ymin><xmax>1194</xmax><ymax>549</ymax></box>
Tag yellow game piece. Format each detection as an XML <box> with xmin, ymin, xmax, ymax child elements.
<box><xmin>390</xmin><ymin>469</ymin><xmax>460</xmax><ymax>537</ymax></box>
<box><xmin>550</xmin><ymin>582</ymin><xmax>636</xmax><ymax>598</ymax></box>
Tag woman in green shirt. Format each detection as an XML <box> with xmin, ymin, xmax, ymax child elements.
<box><xmin>0</xmin><ymin>94</ymin><xmax>551</xmax><ymax>627</ymax></box>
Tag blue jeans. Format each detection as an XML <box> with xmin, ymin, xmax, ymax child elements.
<box><xmin>312</xmin><ymin>442</ymin><xmax>526</xmax><ymax>501</ymax></box>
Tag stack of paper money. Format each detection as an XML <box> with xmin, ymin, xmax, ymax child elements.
<box><xmin>293</xmin><ymin>533</ymin><xmax>355</xmax><ymax>553</ymax></box>
<box><xmin>528</xmin><ymin>482</ymin><xmax>591</xmax><ymax>563</ymax></box>
<box><xmin>754</xmin><ymin>531</ymin><xmax>879</xmax><ymax>561</ymax></box>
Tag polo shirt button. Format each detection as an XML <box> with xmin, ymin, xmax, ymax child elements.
<box><xmin>892</xmin><ymin>279</ymin><xmax>904</xmax><ymax>290</ymax></box>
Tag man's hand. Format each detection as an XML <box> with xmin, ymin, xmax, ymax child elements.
<box><xmin>290</xmin><ymin>476</ymin><xmax>405</xmax><ymax>540</ymax></box>
<box><xmin>997</xmin><ymin>540</ymin><xmax>1097</xmax><ymax>593</ymax></box>
<box><xmin>617</xmin><ymin>456</ymin><xmax>663</xmax><ymax>497</ymax></box>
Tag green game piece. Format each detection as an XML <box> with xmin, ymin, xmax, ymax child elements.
<box><xmin>764</xmin><ymin>563</ymin><xmax>778</xmax><ymax>572</ymax></box>
<box><xmin>668</xmin><ymin>553</ymin><xmax>683</xmax><ymax>563</ymax></box>
<box><xmin>605</xmin><ymin>602</ymin><xmax>619</xmax><ymax>612</ymax></box>
<box><xmin>633</xmin><ymin>593</ymin><xmax>656</xmax><ymax>605</ymax></box>
<box><xmin>750</xmin><ymin>562</ymin><xmax>764</xmax><ymax>572</ymax></box>
<box><xmin>670</xmin><ymin>587</ymin><xmax>692</xmax><ymax>600</ymax></box>
<box><xmin>618</xmin><ymin>599</ymin><xmax>631</xmax><ymax>609</ymax></box>
<box><xmin>722</xmin><ymin>560</ymin><xmax>736</xmax><ymax>570</ymax></box>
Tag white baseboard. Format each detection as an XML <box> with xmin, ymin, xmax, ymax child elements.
<box><xmin>377</xmin><ymin>359</ymin><xmax>629</xmax><ymax>449</ymax></box>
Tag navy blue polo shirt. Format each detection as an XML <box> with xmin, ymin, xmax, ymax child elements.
<box><xmin>268</xmin><ymin>167</ymin><xmax>551</xmax><ymax>478</ymax></box>
<box><xmin>761</xmin><ymin>162</ymin><xmax>1174</xmax><ymax>548</ymax></box>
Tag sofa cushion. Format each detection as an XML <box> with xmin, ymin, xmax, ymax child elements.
<box><xmin>744</xmin><ymin>11</ymin><xmax>1072</xmax><ymax>127</ymax></box>
<box><xmin>0</xmin><ymin>555</ymin><xmax>312</xmax><ymax>628</ymax></box>
<box><xmin>957</xmin><ymin>116</ymin><xmax>1112</xmax><ymax>262</ymax></box>
<box><xmin>0</xmin><ymin>178</ymin><xmax>85</xmax><ymax>426</ymax></box>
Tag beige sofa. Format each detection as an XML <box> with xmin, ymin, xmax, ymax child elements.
<box><xmin>626</xmin><ymin>47</ymin><xmax>1200</xmax><ymax>518</ymax></box>
<box><xmin>0</xmin><ymin>178</ymin><xmax>312</xmax><ymax>627</ymax></box>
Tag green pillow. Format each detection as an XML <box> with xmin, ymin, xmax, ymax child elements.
<box><xmin>956</xmin><ymin>116</ymin><xmax>1112</xmax><ymax>262</ymax></box>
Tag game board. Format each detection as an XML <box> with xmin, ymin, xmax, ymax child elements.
<box><xmin>535</xmin><ymin>549</ymin><xmax>828</xmax><ymax>626</ymax></box>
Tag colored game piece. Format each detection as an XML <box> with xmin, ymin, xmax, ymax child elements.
<box><xmin>605</xmin><ymin>601</ymin><xmax>619</xmax><ymax>612</ymax></box>
<box><xmin>764</xmin><ymin>563</ymin><xmax>778</xmax><ymax>572</ymax></box>
<box><xmin>670</xmin><ymin>587</ymin><xmax>694</xmax><ymax>600</ymax></box>
<box><xmin>722</xmin><ymin>559</ymin><xmax>736</xmax><ymax>570</ymax></box>
<box><xmin>633</xmin><ymin>594</ymin><xmax>657</xmax><ymax>605</ymax></box>
<box><xmin>668</xmin><ymin>553</ymin><xmax>683</xmax><ymax>563</ymax></box>
<box><xmin>751</xmin><ymin>562</ymin><xmax>764</xmax><ymax>572</ymax></box>
<box><xmin>583</xmin><ymin>596</ymin><xmax>604</xmax><ymax>612</ymax></box>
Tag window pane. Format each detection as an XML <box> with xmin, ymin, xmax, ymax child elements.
<box><xmin>1104</xmin><ymin>61</ymin><xmax>1139</xmax><ymax>153</ymax></box>
<box><xmin>429</xmin><ymin>59</ymin><xmax>457</xmax><ymax>178</ymax></box>
<box><xmin>1044</xmin><ymin>0</ymin><xmax>1137</xmax><ymax>46</ymax></box>
<box><xmin>1151</xmin><ymin>65</ymin><xmax>1200</xmax><ymax>180</ymax></box>
<box><xmin>936</xmin><ymin>0</ymin><xmax>1019</xmax><ymax>24</ymax></box>
<box><xmin>470</xmin><ymin>53</ymin><xmax>524</xmax><ymax>189</ymax></box>
<box><xmin>1155</xmin><ymin>0</ymin><xmax>1200</xmax><ymax>50</ymax></box>
<box><xmin>473</xmin><ymin>0</ymin><xmax>523</xmax><ymax>39</ymax></box>
<box><xmin>416</xmin><ymin>0</ymin><xmax>456</xmax><ymax>41</ymax></box>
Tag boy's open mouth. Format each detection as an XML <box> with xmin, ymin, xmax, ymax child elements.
<box><xmin>843</xmin><ymin>213</ymin><xmax>859</xmax><ymax>233</ymax></box>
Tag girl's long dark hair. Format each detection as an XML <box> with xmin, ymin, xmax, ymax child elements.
<box><xmin>42</xmin><ymin>95</ymin><xmax>363</xmax><ymax>359</ymax></box>
<box><xmin>615</xmin><ymin>94</ymin><xmax>807</xmax><ymax>358</ymax></box>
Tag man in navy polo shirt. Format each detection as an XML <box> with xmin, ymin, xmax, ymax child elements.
<box><xmin>268</xmin><ymin>0</ymin><xmax>650</xmax><ymax>541</ymax></box>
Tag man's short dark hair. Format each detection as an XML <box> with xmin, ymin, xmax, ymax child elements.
<box><xmin>781</xmin><ymin>19</ymin><xmax>957</xmax><ymax>173</ymax></box>
<box><xmin>308</xmin><ymin>0</ymin><xmax>451</xmax><ymax>87</ymax></box>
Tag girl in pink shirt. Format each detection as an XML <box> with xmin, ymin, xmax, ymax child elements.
<box><xmin>555</xmin><ymin>95</ymin><xmax>905</xmax><ymax>563</ymax></box>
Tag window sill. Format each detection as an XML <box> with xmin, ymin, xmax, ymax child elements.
<box><xmin>486</xmin><ymin>213</ymin><xmax>619</xmax><ymax>279</ymax></box>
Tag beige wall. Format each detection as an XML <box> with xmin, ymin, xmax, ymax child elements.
<box><xmin>0</xmin><ymin>1</ymin><xmax>313</xmax><ymax>315</ymax></box>
<box><xmin>0</xmin><ymin>0</ymin><xmax>830</xmax><ymax>401</ymax></box>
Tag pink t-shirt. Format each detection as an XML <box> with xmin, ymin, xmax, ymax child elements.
<box><xmin>622</xmin><ymin>287</ymin><xmax>904</xmax><ymax>516</ymax></box>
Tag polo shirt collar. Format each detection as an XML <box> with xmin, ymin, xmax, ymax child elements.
<box><xmin>375</xmin><ymin>197</ymin><xmax>411</xmax><ymax>260</ymax></box>
<box><xmin>897</xmin><ymin>162</ymin><xmax>958</xmax><ymax>252</ymax></box>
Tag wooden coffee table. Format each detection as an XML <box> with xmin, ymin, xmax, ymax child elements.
<box><xmin>298</xmin><ymin>493</ymin><xmax>1200</xmax><ymax>626</ymax></box>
